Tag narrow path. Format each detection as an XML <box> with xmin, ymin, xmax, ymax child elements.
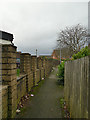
<box><xmin>16</xmin><ymin>67</ymin><xmax>64</xmax><ymax>118</ymax></box>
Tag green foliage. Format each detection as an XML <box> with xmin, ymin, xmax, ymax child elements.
<box><xmin>17</xmin><ymin>69</ymin><xmax>20</xmax><ymax>76</ymax></box>
<box><xmin>72</xmin><ymin>46</ymin><xmax>90</xmax><ymax>59</ymax></box>
<box><xmin>60</xmin><ymin>98</ymin><xmax>64</xmax><ymax>108</ymax></box>
<box><xmin>57</xmin><ymin>61</ymin><xmax>65</xmax><ymax>85</ymax></box>
<box><xmin>58</xmin><ymin>62</ymin><xmax>65</xmax><ymax>78</ymax></box>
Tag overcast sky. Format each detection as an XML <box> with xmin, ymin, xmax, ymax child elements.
<box><xmin>0</xmin><ymin>0</ymin><xmax>89</xmax><ymax>55</ymax></box>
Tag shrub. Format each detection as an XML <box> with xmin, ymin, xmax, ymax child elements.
<box><xmin>57</xmin><ymin>61</ymin><xmax>65</xmax><ymax>85</ymax></box>
<box><xmin>72</xmin><ymin>46</ymin><xmax>90</xmax><ymax>59</ymax></box>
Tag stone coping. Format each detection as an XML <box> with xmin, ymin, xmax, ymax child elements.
<box><xmin>21</xmin><ymin>53</ymin><xmax>31</xmax><ymax>55</ymax></box>
<box><xmin>17</xmin><ymin>73</ymin><xmax>27</xmax><ymax>82</ymax></box>
<box><xmin>2</xmin><ymin>44</ymin><xmax>17</xmax><ymax>48</ymax></box>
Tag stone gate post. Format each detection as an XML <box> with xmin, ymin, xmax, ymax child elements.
<box><xmin>37</xmin><ymin>57</ymin><xmax>45</xmax><ymax>80</ymax></box>
<box><xmin>20</xmin><ymin>53</ymin><xmax>33</xmax><ymax>92</ymax></box>
<box><xmin>31</xmin><ymin>56</ymin><xmax>38</xmax><ymax>86</ymax></box>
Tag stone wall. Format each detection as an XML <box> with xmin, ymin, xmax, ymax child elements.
<box><xmin>43</xmin><ymin>58</ymin><xmax>47</xmax><ymax>77</ymax></box>
<box><xmin>64</xmin><ymin>56</ymin><xmax>90</xmax><ymax>118</ymax></box>
<box><xmin>31</xmin><ymin>56</ymin><xmax>39</xmax><ymax>86</ymax></box>
<box><xmin>2</xmin><ymin>85</ymin><xmax>8</xmax><ymax>118</ymax></box>
<box><xmin>17</xmin><ymin>74</ymin><xmax>27</xmax><ymax>103</ymax></box>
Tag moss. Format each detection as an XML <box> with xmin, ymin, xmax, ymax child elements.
<box><xmin>17</xmin><ymin>69</ymin><xmax>20</xmax><ymax>76</ymax></box>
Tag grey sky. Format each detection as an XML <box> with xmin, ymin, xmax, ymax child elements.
<box><xmin>0</xmin><ymin>1</ymin><xmax>88</xmax><ymax>55</ymax></box>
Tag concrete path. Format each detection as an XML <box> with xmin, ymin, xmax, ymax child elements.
<box><xmin>16</xmin><ymin>67</ymin><xmax>64</xmax><ymax>118</ymax></box>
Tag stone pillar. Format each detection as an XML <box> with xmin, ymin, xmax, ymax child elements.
<box><xmin>20</xmin><ymin>53</ymin><xmax>33</xmax><ymax>92</ymax></box>
<box><xmin>43</xmin><ymin>58</ymin><xmax>46</xmax><ymax>78</ymax></box>
<box><xmin>37</xmin><ymin>57</ymin><xmax>42</xmax><ymax>70</ymax></box>
<box><xmin>37</xmin><ymin>57</ymin><xmax>44</xmax><ymax>80</ymax></box>
<box><xmin>47</xmin><ymin>59</ymin><xmax>51</xmax><ymax>74</ymax></box>
<box><xmin>43</xmin><ymin>58</ymin><xmax>48</xmax><ymax>77</ymax></box>
<box><xmin>47</xmin><ymin>58</ymin><xmax>53</xmax><ymax>75</ymax></box>
<box><xmin>31</xmin><ymin>56</ymin><xmax>38</xmax><ymax>86</ymax></box>
<box><xmin>45</xmin><ymin>59</ymin><xmax>49</xmax><ymax>76</ymax></box>
<box><xmin>2</xmin><ymin>45</ymin><xmax>17</xmax><ymax>118</ymax></box>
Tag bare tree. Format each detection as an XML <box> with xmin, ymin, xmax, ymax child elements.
<box><xmin>57</xmin><ymin>24</ymin><xmax>87</xmax><ymax>53</ymax></box>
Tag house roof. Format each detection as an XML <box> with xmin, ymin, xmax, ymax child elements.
<box><xmin>52</xmin><ymin>49</ymin><xmax>60</xmax><ymax>58</ymax></box>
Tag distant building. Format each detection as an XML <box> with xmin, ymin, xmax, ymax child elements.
<box><xmin>0</xmin><ymin>30</ymin><xmax>14</xmax><ymax>44</ymax></box>
<box><xmin>51</xmin><ymin>50</ymin><xmax>59</xmax><ymax>60</ymax></box>
<box><xmin>52</xmin><ymin>47</ymin><xmax>73</xmax><ymax>60</ymax></box>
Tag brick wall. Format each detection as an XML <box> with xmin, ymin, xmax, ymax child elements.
<box><xmin>17</xmin><ymin>74</ymin><xmax>27</xmax><ymax>103</ymax></box>
<box><xmin>1</xmin><ymin>44</ymin><xmax>59</xmax><ymax>118</ymax></box>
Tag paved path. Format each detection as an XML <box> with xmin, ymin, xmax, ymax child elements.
<box><xmin>16</xmin><ymin>67</ymin><xmax>64</xmax><ymax>118</ymax></box>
